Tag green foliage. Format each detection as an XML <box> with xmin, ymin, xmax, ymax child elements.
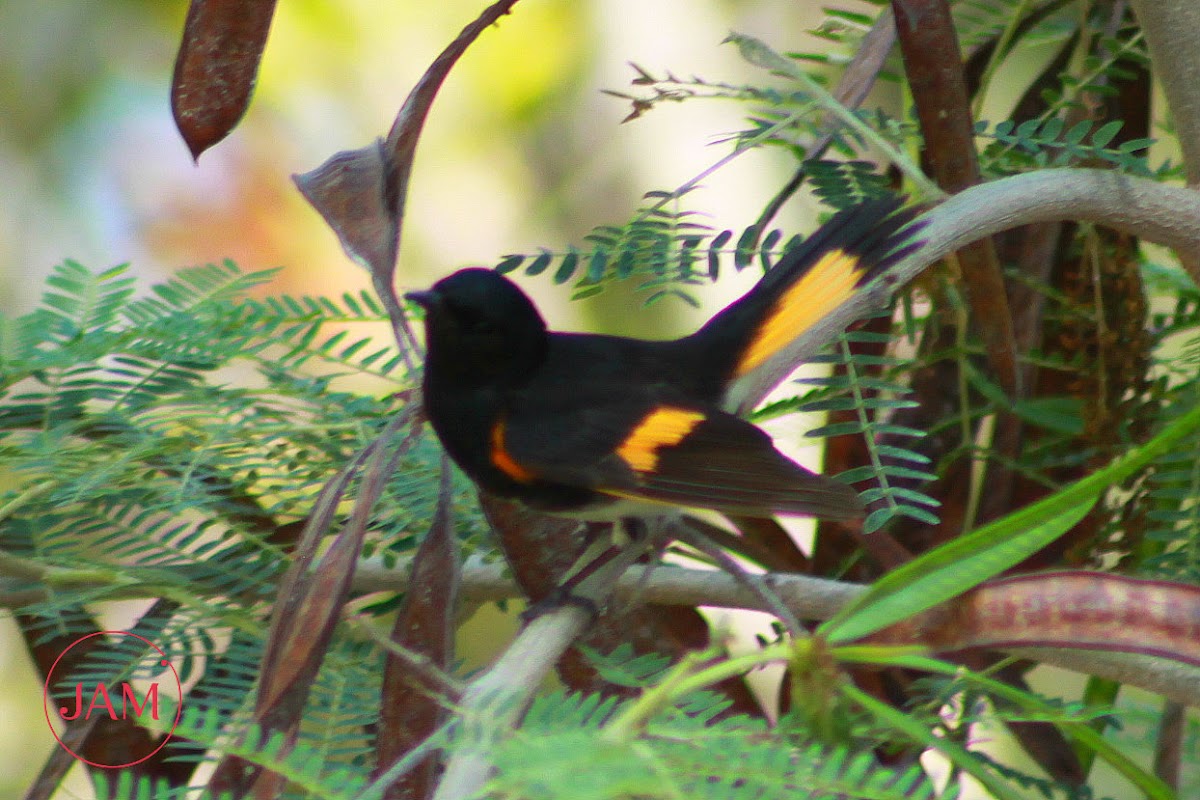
<box><xmin>483</xmin><ymin>684</ymin><xmax>954</xmax><ymax>800</ymax></box>
<box><xmin>812</xmin><ymin>328</ymin><xmax>941</xmax><ymax>533</ymax></box>
<box><xmin>976</xmin><ymin>117</ymin><xmax>1162</xmax><ymax>177</ymax></box>
<box><xmin>1139</xmin><ymin>280</ymin><xmax>1200</xmax><ymax>582</ymax></box>
<box><xmin>112</xmin><ymin>703</ymin><xmax>373</xmax><ymax>800</ymax></box>
<box><xmin>0</xmin><ymin>260</ymin><xmax>488</xmax><ymax>795</ymax></box>
<box><xmin>805</xmin><ymin>159</ymin><xmax>895</xmax><ymax>208</ymax></box>
<box><xmin>498</xmin><ymin>194</ymin><xmax>723</xmax><ymax>306</ymax></box>
<box><xmin>494</xmin><ymin>182</ymin><xmax>901</xmax><ymax>307</ymax></box>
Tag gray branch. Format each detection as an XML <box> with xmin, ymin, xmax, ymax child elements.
<box><xmin>1128</xmin><ymin>0</ymin><xmax>1200</xmax><ymax>187</ymax></box>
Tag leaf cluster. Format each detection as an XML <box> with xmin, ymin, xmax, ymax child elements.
<box><xmin>0</xmin><ymin>260</ymin><xmax>488</xmax><ymax>795</ymax></box>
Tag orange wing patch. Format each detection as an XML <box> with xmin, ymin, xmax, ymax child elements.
<box><xmin>616</xmin><ymin>407</ymin><xmax>706</xmax><ymax>473</ymax></box>
<box><xmin>734</xmin><ymin>248</ymin><xmax>865</xmax><ymax>377</ymax></box>
<box><xmin>490</xmin><ymin>418</ymin><xmax>536</xmax><ymax>483</ymax></box>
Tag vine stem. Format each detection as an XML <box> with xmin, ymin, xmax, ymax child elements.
<box><xmin>602</xmin><ymin>644</ymin><xmax>793</xmax><ymax>743</ymax></box>
<box><xmin>644</xmin><ymin>103</ymin><xmax>815</xmax><ymax>216</ymax></box>
<box><xmin>732</xmin><ymin>167</ymin><xmax>1200</xmax><ymax>413</ymax></box>
<box><xmin>839</xmin><ymin>336</ymin><xmax>900</xmax><ymax>532</ymax></box>
<box><xmin>881</xmin><ymin>169</ymin><xmax>1200</xmax><ymax>289</ymax></box>
<box><xmin>723</xmin><ymin>32</ymin><xmax>944</xmax><ymax>200</ymax></box>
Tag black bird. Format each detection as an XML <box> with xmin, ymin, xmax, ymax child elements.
<box><xmin>407</xmin><ymin>197</ymin><xmax>920</xmax><ymax>524</ymax></box>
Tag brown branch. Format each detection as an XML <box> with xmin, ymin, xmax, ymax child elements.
<box><xmin>892</xmin><ymin>0</ymin><xmax>1020</xmax><ymax>401</ymax></box>
<box><xmin>752</xmin><ymin>8</ymin><xmax>897</xmax><ymax>238</ymax></box>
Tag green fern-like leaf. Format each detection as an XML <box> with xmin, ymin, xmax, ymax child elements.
<box><xmin>485</xmin><ymin>686</ymin><xmax>953</xmax><ymax>800</ymax></box>
<box><xmin>790</xmin><ymin>329</ymin><xmax>940</xmax><ymax>533</ymax></box>
<box><xmin>976</xmin><ymin>117</ymin><xmax>1160</xmax><ymax>177</ymax></box>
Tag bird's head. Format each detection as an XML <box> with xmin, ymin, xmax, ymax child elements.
<box><xmin>406</xmin><ymin>268</ymin><xmax>548</xmax><ymax>385</ymax></box>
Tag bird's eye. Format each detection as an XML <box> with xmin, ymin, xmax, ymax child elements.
<box><xmin>449</xmin><ymin>303</ymin><xmax>497</xmax><ymax>335</ymax></box>
<box><xmin>468</xmin><ymin>317</ymin><xmax>497</xmax><ymax>334</ymax></box>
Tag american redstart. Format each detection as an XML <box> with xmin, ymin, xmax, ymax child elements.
<box><xmin>407</xmin><ymin>197</ymin><xmax>922</xmax><ymax>524</ymax></box>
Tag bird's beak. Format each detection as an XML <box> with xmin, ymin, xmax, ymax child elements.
<box><xmin>405</xmin><ymin>290</ymin><xmax>439</xmax><ymax>310</ymax></box>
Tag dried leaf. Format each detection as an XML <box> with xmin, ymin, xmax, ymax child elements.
<box><xmin>295</xmin><ymin>0</ymin><xmax>521</xmax><ymax>308</ymax></box>
<box><xmin>207</xmin><ymin>412</ymin><xmax>419</xmax><ymax>797</ymax></box>
<box><xmin>375</xmin><ymin>461</ymin><xmax>459</xmax><ymax>800</ymax></box>
<box><xmin>294</xmin><ymin>140</ymin><xmax>399</xmax><ymax>283</ymax></box>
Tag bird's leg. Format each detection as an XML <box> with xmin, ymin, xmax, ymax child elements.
<box><xmin>520</xmin><ymin>519</ymin><xmax>652</xmax><ymax>621</ymax></box>
<box><xmin>605</xmin><ymin>516</ymin><xmax>674</xmax><ymax>616</ymax></box>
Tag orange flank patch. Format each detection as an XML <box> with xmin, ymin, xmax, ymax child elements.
<box><xmin>489</xmin><ymin>419</ymin><xmax>536</xmax><ymax>483</ymax></box>
<box><xmin>734</xmin><ymin>248</ymin><xmax>864</xmax><ymax>377</ymax></box>
<box><xmin>616</xmin><ymin>407</ymin><xmax>706</xmax><ymax>473</ymax></box>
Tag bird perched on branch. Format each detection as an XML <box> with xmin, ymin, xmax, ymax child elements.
<box><xmin>407</xmin><ymin>197</ymin><xmax>922</xmax><ymax>527</ymax></box>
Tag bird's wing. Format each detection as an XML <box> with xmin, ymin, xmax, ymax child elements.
<box><xmin>689</xmin><ymin>197</ymin><xmax>923</xmax><ymax>413</ymax></box>
<box><xmin>496</xmin><ymin>398</ymin><xmax>864</xmax><ymax>520</ymax></box>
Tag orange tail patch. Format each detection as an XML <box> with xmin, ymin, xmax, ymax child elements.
<box><xmin>734</xmin><ymin>248</ymin><xmax>865</xmax><ymax>377</ymax></box>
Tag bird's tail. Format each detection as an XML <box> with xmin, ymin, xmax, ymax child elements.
<box><xmin>691</xmin><ymin>196</ymin><xmax>923</xmax><ymax>411</ymax></box>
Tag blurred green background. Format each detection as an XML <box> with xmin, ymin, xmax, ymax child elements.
<box><xmin>0</xmin><ymin>0</ymin><xmax>832</xmax><ymax>795</ymax></box>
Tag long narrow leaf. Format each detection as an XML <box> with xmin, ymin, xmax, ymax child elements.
<box><xmin>822</xmin><ymin>400</ymin><xmax>1200</xmax><ymax>643</ymax></box>
<box><xmin>843</xmin><ymin>685</ymin><xmax>1024</xmax><ymax>800</ymax></box>
<box><xmin>826</xmin><ymin>499</ymin><xmax>1095</xmax><ymax>644</ymax></box>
